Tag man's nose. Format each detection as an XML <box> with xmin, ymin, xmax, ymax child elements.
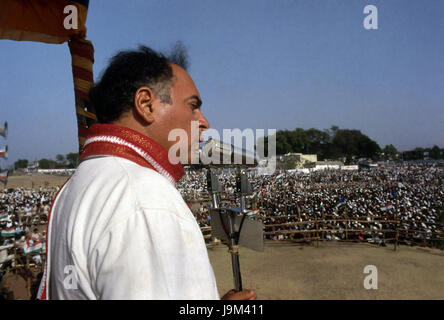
<box><xmin>199</xmin><ymin>111</ymin><xmax>210</xmax><ymax>130</ymax></box>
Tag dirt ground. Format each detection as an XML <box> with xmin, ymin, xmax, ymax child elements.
<box><xmin>5</xmin><ymin>241</ymin><xmax>444</xmax><ymax>300</ymax></box>
<box><xmin>3</xmin><ymin>174</ymin><xmax>444</xmax><ymax>300</ymax></box>
<box><xmin>2</xmin><ymin>271</ymin><xmax>31</xmax><ymax>300</ymax></box>
<box><xmin>5</xmin><ymin>174</ymin><xmax>69</xmax><ymax>189</ymax></box>
<box><xmin>208</xmin><ymin>241</ymin><xmax>444</xmax><ymax>300</ymax></box>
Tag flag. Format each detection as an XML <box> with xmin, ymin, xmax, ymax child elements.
<box><xmin>252</xmin><ymin>191</ymin><xmax>262</xmax><ymax>198</ymax></box>
<box><xmin>272</xmin><ymin>173</ymin><xmax>284</xmax><ymax>183</ymax></box>
<box><xmin>0</xmin><ymin>170</ymin><xmax>8</xmax><ymax>186</ymax></box>
<box><xmin>0</xmin><ymin>146</ymin><xmax>7</xmax><ymax>159</ymax></box>
<box><xmin>23</xmin><ymin>238</ymin><xmax>43</xmax><ymax>255</ymax></box>
<box><xmin>246</xmin><ymin>209</ymin><xmax>259</xmax><ymax>217</ymax></box>
<box><xmin>1</xmin><ymin>226</ymin><xmax>17</xmax><ymax>237</ymax></box>
<box><xmin>381</xmin><ymin>203</ymin><xmax>394</xmax><ymax>211</ymax></box>
<box><xmin>0</xmin><ymin>211</ymin><xmax>9</xmax><ymax>220</ymax></box>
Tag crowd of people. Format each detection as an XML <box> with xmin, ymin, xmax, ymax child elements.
<box><xmin>0</xmin><ymin>187</ymin><xmax>57</xmax><ymax>292</ymax></box>
<box><xmin>178</xmin><ymin>163</ymin><xmax>444</xmax><ymax>246</ymax></box>
<box><xmin>0</xmin><ymin>162</ymin><xmax>442</xmax><ymax>292</ymax></box>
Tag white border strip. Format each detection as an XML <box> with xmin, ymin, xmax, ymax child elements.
<box><xmin>37</xmin><ymin>180</ymin><xmax>70</xmax><ymax>300</ymax></box>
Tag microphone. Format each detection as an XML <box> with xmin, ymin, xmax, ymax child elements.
<box><xmin>198</xmin><ymin>138</ymin><xmax>259</xmax><ymax>167</ymax></box>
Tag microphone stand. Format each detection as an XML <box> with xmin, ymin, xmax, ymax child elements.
<box><xmin>207</xmin><ymin>167</ymin><xmax>252</xmax><ymax>292</ymax></box>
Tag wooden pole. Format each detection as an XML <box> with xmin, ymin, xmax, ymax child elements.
<box><xmin>315</xmin><ymin>212</ymin><xmax>319</xmax><ymax>248</ymax></box>
<box><xmin>68</xmin><ymin>39</ymin><xmax>97</xmax><ymax>152</ymax></box>
<box><xmin>321</xmin><ymin>205</ymin><xmax>325</xmax><ymax>241</ymax></box>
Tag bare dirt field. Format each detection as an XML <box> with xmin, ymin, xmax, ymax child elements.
<box><xmin>5</xmin><ymin>241</ymin><xmax>444</xmax><ymax>300</ymax></box>
<box><xmin>6</xmin><ymin>173</ymin><xmax>69</xmax><ymax>189</ymax></box>
<box><xmin>208</xmin><ymin>241</ymin><xmax>444</xmax><ymax>300</ymax></box>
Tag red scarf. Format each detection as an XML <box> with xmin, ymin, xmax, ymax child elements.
<box><xmin>81</xmin><ymin>123</ymin><xmax>184</xmax><ymax>183</ymax></box>
<box><xmin>38</xmin><ymin>124</ymin><xmax>184</xmax><ymax>299</ymax></box>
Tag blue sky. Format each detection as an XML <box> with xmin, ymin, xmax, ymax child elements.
<box><xmin>1</xmin><ymin>0</ymin><xmax>443</xmax><ymax>166</ymax></box>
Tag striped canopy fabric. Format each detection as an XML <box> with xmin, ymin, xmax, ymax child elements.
<box><xmin>69</xmin><ymin>38</ymin><xmax>96</xmax><ymax>151</ymax></box>
<box><xmin>0</xmin><ymin>0</ymin><xmax>95</xmax><ymax>152</ymax></box>
<box><xmin>0</xmin><ymin>0</ymin><xmax>89</xmax><ymax>44</ymax></box>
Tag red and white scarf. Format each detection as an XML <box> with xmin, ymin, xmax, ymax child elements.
<box><xmin>37</xmin><ymin>124</ymin><xmax>184</xmax><ymax>299</ymax></box>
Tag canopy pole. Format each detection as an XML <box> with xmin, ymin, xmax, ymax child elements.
<box><xmin>68</xmin><ymin>38</ymin><xmax>96</xmax><ymax>154</ymax></box>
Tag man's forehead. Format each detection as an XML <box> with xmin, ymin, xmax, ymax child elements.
<box><xmin>170</xmin><ymin>63</ymin><xmax>201</xmax><ymax>98</ymax></box>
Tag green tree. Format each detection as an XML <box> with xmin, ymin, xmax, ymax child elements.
<box><xmin>273</xmin><ymin>128</ymin><xmax>310</xmax><ymax>155</ymax></box>
<box><xmin>430</xmin><ymin>145</ymin><xmax>441</xmax><ymax>159</ymax></box>
<box><xmin>55</xmin><ymin>154</ymin><xmax>67</xmax><ymax>168</ymax></box>
<box><xmin>291</xmin><ymin>128</ymin><xmax>309</xmax><ymax>153</ymax></box>
<box><xmin>14</xmin><ymin>159</ymin><xmax>28</xmax><ymax>170</ymax></box>
<box><xmin>332</xmin><ymin>129</ymin><xmax>380</xmax><ymax>161</ymax></box>
<box><xmin>56</xmin><ymin>154</ymin><xmax>65</xmax><ymax>163</ymax></box>
<box><xmin>256</xmin><ymin>126</ymin><xmax>381</xmax><ymax>161</ymax></box>
<box><xmin>39</xmin><ymin>158</ymin><xmax>58</xmax><ymax>169</ymax></box>
<box><xmin>66</xmin><ymin>152</ymin><xmax>80</xmax><ymax>168</ymax></box>
<box><xmin>382</xmin><ymin>144</ymin><xmax>398</xmax><ymax>160</ymax></box>
<box><xmin>325</xmin><ymin>125</ymin><xmax>339</xmax><ymax>140</ymax></box>
<box><xmin>305</xmin><ymin>128</ymin><xmax>330</xmax><ymax>159</ymax></box>
<box><xmin>275</xmin><ymin>130</ymin><xmax>292</xmax><ymax>155</ymax></box>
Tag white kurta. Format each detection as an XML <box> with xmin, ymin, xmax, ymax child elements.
<box><xmin>46</xmin><ymin>156</ymin><xmax>220</xmax><ymax>300</ymax></box>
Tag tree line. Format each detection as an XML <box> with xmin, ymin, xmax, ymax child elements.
<box><xmin>13</xmin><ymin>152</ymin><xmax>79</xmax><ymax>170</ymax></box>
<box><xmin>257</xmin><ymin>126</ymin><xmax>444</xmax><ymax>163</ymax></box>
<box><xmin>6</xmin><ymin>129</ymin><xmax>444</xmax><ymax>171</ymax></box>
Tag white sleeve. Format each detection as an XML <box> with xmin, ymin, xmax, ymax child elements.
<box><xmin>88</xmin><ymin>207</ymin><xmax>220</xmax><ymax>300</ymax></box>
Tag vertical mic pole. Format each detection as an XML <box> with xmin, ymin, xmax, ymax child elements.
<box><xmin>206</xmin><ymin>168</ymin><xmax>243</xmax><ymax>292</ymax></box>
<box><xmin>206</xmin><ymin>168</ymin><xmax>220</xmax><ymax>248</ymax></box>
<box><xmin>232</xmin><ymin>167</ymin><xmax>242</xmax><ymax>292</ymax></box>
<box><xmin>228</xmin><ymin>208</ymin><xmax>242</xmax><ymax>292</ymax></box>
<box><xmin>207</xmin><ymin>168</ymin><xmax>220</xmax><ymax>209</ymax></box>
<box><xmin>233</xmin><ymin>168</ymin><xmax>254</xmax><ymax>291</ymax></box>
<box><xmin>230</xmin><ymin>167</ymin><xmax>246</xmax><ymax>291</ymax></box>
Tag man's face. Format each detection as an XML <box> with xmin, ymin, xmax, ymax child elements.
<box><xmin>153</xmin><ymin>63</ymin><xmax>210</xmax><ymax>164</ymax></box>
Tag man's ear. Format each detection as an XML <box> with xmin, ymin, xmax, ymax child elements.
<box><xmin>134</xmin><ymin>86</ymin><xmax>155</xmax><ymax>124</ymax></box>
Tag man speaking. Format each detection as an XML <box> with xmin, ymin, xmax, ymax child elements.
<box><xmin>38</xmin><ymin>45</ymin><xmax>256</xmax><ymax>300</ymax></box>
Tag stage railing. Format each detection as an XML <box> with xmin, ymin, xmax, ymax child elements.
<box><xmin>200</xmin><ymin>214</ymin><xmax>444</xmax><ymax>250</ymax></box>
